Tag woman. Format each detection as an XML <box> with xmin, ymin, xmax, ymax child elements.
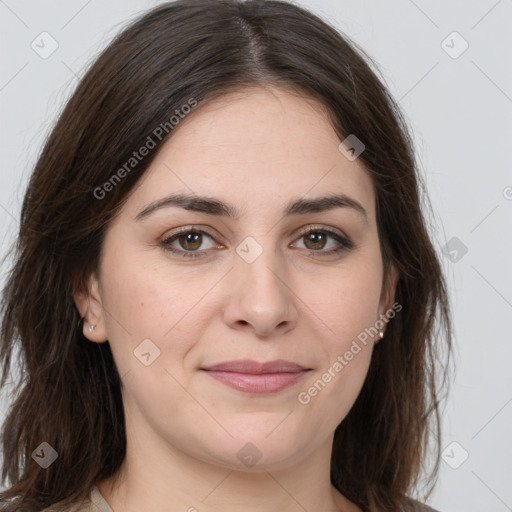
<box><xmin>0</xmin><ymin>1</ymin><xmax>453</xmax><ymax>511</ymax></box>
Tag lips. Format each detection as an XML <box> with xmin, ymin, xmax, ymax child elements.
<box><xmin>202</xmin><ymin>359</ymin><xmax>308</xmax><ymax>373</ymax></box>
<box><xmin>200</xmin><ymin>359</ymin><xmax>310</xmax><ymax>394</ymax></box>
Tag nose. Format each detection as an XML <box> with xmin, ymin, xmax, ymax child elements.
<box><xmin>222</xmin><ymin>246</ymin><xmax>299</xmax><ymax>338</ymax></box>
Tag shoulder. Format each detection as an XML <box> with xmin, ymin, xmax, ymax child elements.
<box><xmin>41</xmin><ymin>485</ymin><xmax>113</xmax><ymax>512</ymax></box>
<box><xmin>40</xmin><ymin>500</ymin><xmax>94</xmax><ymax>512</ymax></box>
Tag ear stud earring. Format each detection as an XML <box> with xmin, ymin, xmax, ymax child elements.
<box><xmin>89</xmin><ymin>324</ymin><xmax>95</xmax><ymax>333</ymax></box>
<box><xmin>379</xmin><ymin>331</ymin><xmax>384</xmax><ymax>339</ymax></box>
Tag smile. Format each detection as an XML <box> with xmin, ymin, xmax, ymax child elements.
<box><xmin>200</xmin><ymin>359</ymin><xmax>311</xmax><ymax>394</ymax></box>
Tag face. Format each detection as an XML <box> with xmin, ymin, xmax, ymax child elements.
<box><xmin>77</xmin><ymin>86</ymin><xmax>397</xmax><ymax>472</ymax></box>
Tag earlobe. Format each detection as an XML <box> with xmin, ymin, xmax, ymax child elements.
<box><xmin>73</xmin><ymin>273</ymin><xmax>108</xmax><ymax>343</ymax></box>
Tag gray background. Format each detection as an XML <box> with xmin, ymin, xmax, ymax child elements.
<box><xmin>1</xmin><ymin>1</ymin><xmax>511</xmax><ymax>510</ymax></box>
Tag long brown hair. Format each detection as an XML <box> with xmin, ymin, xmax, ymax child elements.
<box><xmin>0</xmin><ymin>1</ymin><xmax>453</xmax><ymax>510</ymax></box>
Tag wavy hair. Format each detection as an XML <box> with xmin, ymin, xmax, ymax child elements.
<box><xmin>0</xmin><ymin>1</ymin><xmax>453</xmax><ymax>510</ymax></box>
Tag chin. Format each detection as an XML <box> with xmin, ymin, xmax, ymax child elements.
<box><xmin>194</xmin><ymin>431</ymin><xmax>312</xmax><ymax>472</ymax></box>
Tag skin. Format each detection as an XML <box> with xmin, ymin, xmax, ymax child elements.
<box><xmin>75</xmin><ymin>85</ymin><xmax>397</xmax><ymax>512</ymax></box>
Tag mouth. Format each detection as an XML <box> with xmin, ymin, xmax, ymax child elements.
<box><xmin>200</xmin><ymin>359</ymin><xmax>311</xmax><ymax>394</ymax></box>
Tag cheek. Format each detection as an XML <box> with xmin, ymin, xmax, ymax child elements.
<box><xmin>295</xmin><ymin>258</ymin><xmax>382</xmax><ymax>404</ymax></box>
<box><xmin>297</xmin><ymin>276</ymin><xmax>378</xmax><ymax>426</ymax></box>
<box><xmin>305</xmin><ymin>260</ymin><xmax>383</xmax><ymax>344</ymax></box>
<box><xmin>99</xmin><ymin>250</ymin><xmax>215</xmax><ymax>372</ymax></box>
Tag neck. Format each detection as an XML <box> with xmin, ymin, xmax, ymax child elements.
<box><xmin>96</xmin><ymin>394</ymin><xmax>363</xmax><ymax>512</ymax></box>
<box><xmin>97</xmin><ymin>428</ymin><xmax>357</xmax><ymax>512</ymax></box>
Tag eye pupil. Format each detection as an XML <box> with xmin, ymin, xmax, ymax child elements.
<box><xmin>305</xmin><ymin>232</ymin><xmax>326</xmax><ymax>250</ymax></box>
<box><xmin>179</xmin><ymin>232</ymin><xmax>202</xmax><ymax>250</ymax></box>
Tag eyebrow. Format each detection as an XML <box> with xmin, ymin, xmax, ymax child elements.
<box><xmin>135</xmin><ymin>192</ymin><xmax>368</xmax><ymax>223</ymax></box>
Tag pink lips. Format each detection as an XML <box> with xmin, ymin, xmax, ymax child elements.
<box><xmin>201</xmin><ymin>359</ymin><xmax>310</xmax><ymax>394</ymax></box>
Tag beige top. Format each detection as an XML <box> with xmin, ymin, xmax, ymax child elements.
<box><xmin>48</xmin><ymin>485</ymin><xmax>439</xmax><ymax>511</ymax></box>
<box><xmin>82</xmin><ymin>486</ymin><xmax>113</xmax><ymax>511</ymax></box>
<box><xmin>42</xmin><ymin>486</ymin><xmax>113</xmax><ymax>512</ymax></box>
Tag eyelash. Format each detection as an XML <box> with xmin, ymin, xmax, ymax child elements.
<box><xmin>160</xmin><ymin>225</ymin><xmax>355</xmax><ymax>260</ymax></box>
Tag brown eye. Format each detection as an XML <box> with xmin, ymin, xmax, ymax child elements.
<box><xmin>292</xmin><ymin>226</ymin><xmax>355</xmax><ymax>257</ymax></box>
<box><xmin>177</xmin><ymin>231</ymin><xmax>203</xmax><ymax>251</ymax></box>
<box><xmin>302</xmin><ymin>231</ymin><xmax>327</xmax><ymax>251</ymax></box>
<box><xmin>161</xmin><ymin>228</ymin><xmax>218</xmax><ymax>259</ymax></box>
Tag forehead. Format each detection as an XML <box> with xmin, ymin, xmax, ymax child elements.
<box><xmin>125</xmin><ymin>86</ymin><xmax>376</xmax><ymax>222</ymax></box>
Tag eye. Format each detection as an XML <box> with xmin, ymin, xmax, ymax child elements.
<box><xmin>160</xmin><ymin>225</ymin><xmax>355</xmax><ymax>260</ymax></box>
<box><xmin>161</xmin><ymin>227</ymin><xmax>220</xmax><ymax>259</ymax></box>
<box><xmin>291</xmin><ymin>226</ymin><xmax>355</xmax><ymax>257</ymax></box>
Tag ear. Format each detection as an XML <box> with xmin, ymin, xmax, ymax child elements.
<box><xmin>73</xmin><ymin>272</ymin><xmax>108</xmax><ymax>343</ymax></box>
<box><xmin>377</xmin><ymin>263</ymin><xmax>399</xmax><ymax>334</ymax></box>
